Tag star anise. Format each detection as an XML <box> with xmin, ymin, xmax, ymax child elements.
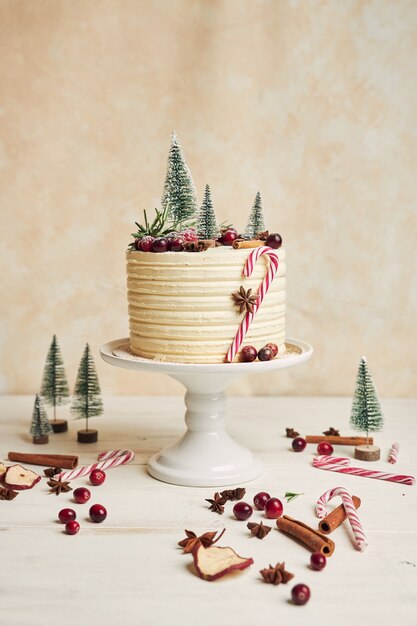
<box><xmin>256</xmin><ymin>230</ymin><xmax>269</xmax><ymax>241</ymax></box>
<box><xmin>286</xmin><ymin>427</ymin><xmax>300</xmax><ymax>438</ymax></box>
<box><xmin>220</xmin><ymin>487</ymin><xmax>246</xmax><ymax>502</ymax></box>
<box><xmin>260</xmin><ymin>562</ymin><xmax>294</xmax><ymax>585</ymax></box>
<box><xmin>205</xmin><ymin>492</ymin><xmax>227</xmax><ymax>514</ymax></box>
<box><xmin>47</xmin><ymin>478</ymin><xmax>72</xmax><ymax>495</ymax></box>
<box><xmin>231</xmin><ymin>286</ymin><xmax>259</xmax><ymax>314</ymax></box>
<box><xmin>323</xmin><ymin>427</ymin><xmax>340</xmax><ymax>436</ymax></box>
<box><xmin>184</xmin><ymin>241</ymin><xmax>210</xmax><ymax>252</ymax></box>
<box><xmin>247</xmin><ymin>521</ymin><xmax>271</xmax><ymax>539</ymax></box>
<box><xmin>43</xmin><ymin>467</ymin><xmax>62</xmax><ymax>478</ymax></box>
<box><xmin>0</xmin><ymin>486</ymin><xmax>18</xmax><ymax>500</ymax></box>
<box><xmin>178</xmin><ymin>528</ymin><xmax>226</xmax><ymax>553</ymax></box>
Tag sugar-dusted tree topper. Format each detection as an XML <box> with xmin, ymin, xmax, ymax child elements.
<box><xmin>196</xmin><ymin>184</ymin><xmax>219</xmax><ymax>240</ymax></box>
<box><xmin>40</xmin><ymin>335</ymin><xmax>70</xmax><ymax>426</ymax></box>
<box><xmin>30</xmin><ymin>394</ymin><xmax>52</xmax><ymax>443</ymax></box>
<box><xmin>245</xmin><ymin>192</ymin><xmax>266</xmax><ymax>239</ymax></box>
<box><xmin>71</xmin><ymin>344</ymin><xmax>103</xmax><ymax>442</ymax></box>
<box><xmin>350</xmin><ymin>357</ymin><xmax>384</xmax><ymax>460</ymax></box>
<box><xmin>161</xmin><ymin>131</ymin><xmax>197</xmax><ymax>223</ymax></box>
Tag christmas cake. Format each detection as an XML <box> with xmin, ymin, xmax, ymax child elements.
<box><xmin>126</xmin><ymin>133</ymin><xmax>286</xmax><ymax>364</ymax></box>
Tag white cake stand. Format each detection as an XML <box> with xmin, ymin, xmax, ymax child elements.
<box><xmin>100</xmin><ymin>338</ymin><xmax>313</xmax><ymax>487</ymax></box>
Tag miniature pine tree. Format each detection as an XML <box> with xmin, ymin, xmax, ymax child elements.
<box><xmin>40</xmin><ymin>335</ymin><xmax>70</xmax><ymax>421</ymax></box>
<box><xmin>71</xmin><ymin>344</ymin><xmax>103</xmax><ymax>432</ymax></box>
<box><xmin>30</xmin><ymin>394</ymin><xmax>52</xmax><ymax>439</ymax></box>
<box><xmin>196</xmin><ymin>184</ymin><xmax>219</xmax><ymax>240</ymax></box>
<box><xmin>350</xmin><ymin>357</ymin><xmax>384</xmax><ymax>446</ymax></box>
<box><xmin>245</xmin><ymin>192</ymin><xmax>266</xmax><ymax>239</ymax></box>
<box><xmin>161</xmin><ymin>131</ymin><xmax>197</xmax><ymax>223</ymax></box>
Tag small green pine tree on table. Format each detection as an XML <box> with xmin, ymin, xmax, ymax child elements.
<box><xmin>350</xmin><ymin>356</ymin><xmax>384</xmax><ymax>461</ymax></box>
<box><xmin>31</xmin><ymin>394</ymin><xmax>52</xmax><ymax>444</ymax></box>
<box><xmin>196</xmin><ymin>184</ymin><xmax>219</xmax><ymax>240</ymax></box>
<box><xmin>40</xmin><ymin>335</ymin><xmax>70</xmax><ymax>432</ymax></box>
<box><xmin>245</xmin><ymin>192</ymin><xmax>266</xmax><ymax>239</ymax></box>
<box><xmin>162</xmin><ymin>131</ymin><xmax>197</xmax><ymax>224</ymax></box>
<box><xmin>71</xmin><ymin>344</ymin><xmax>103</xmax><ymax>443</ymax></box>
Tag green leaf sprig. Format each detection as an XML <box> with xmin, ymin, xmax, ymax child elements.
<box><xmin>284</xmin><ymin>492</ymin><xmax>304</xmax><ymax>503</ymax></box>
<box><xmin>131</xmin><ymin>204</ymin><xmax>194</xmax><ymax>240</ymax></box>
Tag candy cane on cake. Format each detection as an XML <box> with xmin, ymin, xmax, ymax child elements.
<box><xmin>388</xmin><ymin>442</ymin><xmax>400</xmax><ymax>464</ymax></box>
<box><xmin>316</xmin><ymin>487</ymin><xmax>367</xmax><ymax>551</ymax></box>
<box><xmin>313</xmin><ymin>455</ymin><xmax>415</xmax><ymax>486</ymax></box>
<box><xmin>56</xmin><ymin>449</ymin><xmax>135</xmax><ymax>482</ymax></box>
<box><xmin>225</xmin><ymin>246</ymin><xmax>280</xmax><ymax>362</ymax></box>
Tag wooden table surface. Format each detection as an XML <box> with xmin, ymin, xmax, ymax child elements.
<box><xmin>1</xmin><ymin>395</ymin><xmax>416</xmax><ymax>626</ymax></box>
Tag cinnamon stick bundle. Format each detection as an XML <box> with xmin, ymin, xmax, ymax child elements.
<box><xmin>306</xmin><ymin>435</ymin><xmax>373</xmax><ymax>446</ymax></box>
<box><xmin>318</xmin><ymin>496</ymin><xmax>361</xmax><ymax>534</ymax></box>
<box><xmin>8</xmin><ymin>452</ymin><xmax>78</xmax><ymax>470</ymax></box>
<box><xmin>232</xmin><ymin>239</ymin><xmax>264</xmax><ymax>250</ymax></box>
<box><xmin>276</xmin><ymin>515</ymin><xmax>335</xmax><ymax>556</ymax></box>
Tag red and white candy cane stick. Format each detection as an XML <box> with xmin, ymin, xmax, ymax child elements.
<box><xmin>316</xmin><ymin>487</ymin><xmax>367</xmax><ymax>551</ymax></box>
<box><xmin>388</xmin><ymin>442</ymin><xmax>400</xmax><ymax>464</ymax></box>
<box><xmin>225</xmin><ymin>246</ymin><xmax>280</xmax><ymax>362</ymax></box>
<box><xmin>313</xmin><ymin>455</ymin><xmax>415</xmax><ymax>486</ymax></box>
<box><xmin>56</xmin><ymin>449</ymin><xmax>135</xmax><ymax>482</ymax></box>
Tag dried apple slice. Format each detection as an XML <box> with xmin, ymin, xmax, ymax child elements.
<box><xmin>4</xmin><ymin>464</ymin><xmax>41</xmax><ymax>490</ymax></box>
<box><xmin>193</xmin><ymin>545</ymin><xmax>253</xmax><ymax>581</ymax></box>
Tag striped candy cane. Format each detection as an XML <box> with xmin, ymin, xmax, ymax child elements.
<box><xmin>313</xmin><ymin>455</ymin><xmax>415</xmax><ymax>486</ymax></box>
<box><xmin>225</xmin><ymin>246</ymin><xmax>280</xmax><ymax>362</ymax></box>
<box><xmin>56</xmin><ymin>449</ymin><xmax>135</xmax><ymax>482</ymax></box>
<box><xmin>316</xmin><ymin>487</ymin><xmax>367</xmax><ymax>551</ymax></box>
<box><xmin>388</xmin><ymin>442</ymin><xmax>399</xmax><ymax>464</ymax></box>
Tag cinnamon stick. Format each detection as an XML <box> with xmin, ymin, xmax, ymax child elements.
<box><xmin>8</xmin><ymin>452</ymin><xmax>78</xmax><ymax>470</ymax></box>
<box><xmin>318</xmin><ymin>496</ymin><xmax>361</xmax><ymax>534</ymax></box>
<box><xmin>276</xmin><ymin>515</ymin><xmax>335</xmax><ymax>556</ymax></box>
<box><xmin>306</xmin><ymin>436</ymin><xmax>373</xmax><ymax>446</ymax></box>
<box><xmin>232</xmin><ymin>239</ymin><xmax>264</xmax><ymax>250</ymax></box>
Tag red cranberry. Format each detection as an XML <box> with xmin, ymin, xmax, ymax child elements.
<box><xmin>264</xmin><ymin>497</ymin><xmax>283</xmax><ymax>519</ymax></box>
<box><xmin>292</xmin><ymin>437</ymin><xmax>307</xmax><ymax>452</ymax></box>
<box><xmin>58</xmin><ymin>508</ymin><xmax>77</xmax><ymax>523</ymax></box>
<box><xmin>90</xmin><ymin>469</ymin><xmax>106</xmax><ymax>486</ymax></box>
<box><xmin>89</xmin><ymin>504</ymin><xmax>107</xmax><ymax>523</ymax></box>
<box><xmin>310</xmin><ymin>552</ymin><xmax>327</xmax><ymax>571</ymax></box>
<box><xmin>152</xmin><ymin>237</ymin><xmax>169</xmax><ymax>253</ymax></box>
<box><xmin>253</xmin><ymin>491</ymin><xmax>271</xmax><ymax>510</ymax></box>
<box><xmin>233</xmin><ymin>501</ymin><xmax>253</xmax><ymax>521</ymax></box>
<box><xmin>240</xmin><ymin>346</ymin><xmax>257</xmax><ymax>362</ymax></box>
<box><xmin>134</xmin><ymin>238</ymin><xmax>141</xmax><ymax>250</ymax></box>
<box><xmin>181</xmin><ymin>229</ymin><xmax>198</xmax><ymax>243</ymax></box>
<box><xmin>170</xmin><ymin>236</ymin><xmax>185</xmax><ymax>252</ymax></box>
<box><xmin>266</xmin><ymin>233</ymin><xmax>282</xmax><ymax>249</ymax></box>
<box><xmin>73</xmin><ymin>487</ymin><xmax>91</xmax><ymax>504</ymax></box>
<box><xmin>291</xmin><ymin>583</ymin><xmax>310</xmax><ymax>605</ymax></box>
<box><xmin>221</xmin><ymin>229</ymin><xmax>238</xmax><ymax>246</ymax></box>
<box><xmin>265</xmin><ymin>342</ymin><xmax>278</xmax><ymax>357</ymax></box>
<box><xmin>258</xmin><ymin>346</ymin><xmax>273</xmax><ymax>361</ymax></box>
<box><xmin>139</xmin><ymin>236</ymin><xmax>154</xmax><ymax>252</ymax></box>
<box><xmin>317</xmin><ymin>441</ymin><xmax>334</xmax><ymax>455</ymax></box>
<box><xmin>65</xmin><ymin>520</ymin><xmax>80</xmax><ymax>535</ymax></box>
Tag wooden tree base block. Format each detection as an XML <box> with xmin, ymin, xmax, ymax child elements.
<box><xmin>354</xmin><ymin>445</ymin><xmax>380</xmax><ymax>461</ymax></box>
<box><xmin>51</xmin><ymin>420</ymin><xmax>68</xmax><ymax>433</ymax></box>
<box><xmin>77</xmin><ymin>429</ymin><xmax>98</xmax><ymax>444</ymax></box>
<box><xmin>33</xmin><ymin>435</ymin><xmax>49</xmax><ymax>445</ymax></box>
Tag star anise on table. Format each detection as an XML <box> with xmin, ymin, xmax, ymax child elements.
<box><xmin>205</xmin><ymin>492</ymin><xmax>227</xmax><ymax>514</ymax></box>
<box><xmin>231</xmin><ymin>286</ymin><xmax>259</xmax><ymax>315</ymax></box>
<box><xmin>247</xmin><ymin>521</ymin><xmax>272</xmax><ymax>539</ymax></box>
<box><xmin>178</xmin><ymin>528</ymin><xmax>226</xmax><ymax>553</ymax></box>
<box><xmin>323</xmin><ymin>427</ymin><xmax>340</xmax><ymax>436</ymax></box>
<box><xmin>260</xmin><ymin>562</ymin><xmax>294</xmax><ymax>585</ymax></box>
<box><xmin>43</xmin><ymin>467</ymin><xmax>62</xmax><ymax>478</ymax></box>
<box><xmin>47</xmin><ymin>478</ymin><xmax>72</xmax><ymax>495</ymax></box>
<box><xmin>220</xmin><ymin>487</ymin><xmax>246</xmax><ymax>502</ymax></box>
<box><xmin>286</xmin><ymin>427</ymin><xmax>300</xmax><ymax>438</ymax></box>
<box><xmin>0</xmin><ymin>486</ymin><xmax>18</xmax><ymax>500</ymax></box>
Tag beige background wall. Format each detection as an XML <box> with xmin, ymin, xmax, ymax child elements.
<box><xmin>1</xmin><ymin>0</ymin><xmax>416</xmax><ymax>397</ymax></box>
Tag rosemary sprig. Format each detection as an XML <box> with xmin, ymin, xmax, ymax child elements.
<box><xmin>131</xmin><ymin>204</ymin><xmax>194</xmax><ymax>240</ymax></box>
<box><xmin>284</xmin><ymin>492</ymin><xmax>304</xmax><ymax>503</ymax></box>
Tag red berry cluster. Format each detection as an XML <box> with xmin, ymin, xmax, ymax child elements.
<box><xmin>240</xmin><ymin>343</ymin><xmax>278</xmax><ymax>363</ymax></box>
<box><xmin>58</xmin><ymin>470</ymin><xmax>108</xmax><ymax>535</ymax></box>
<box><xmin>135</xmin><ymin>228</ymin><xmax>198</xmax><ymax>253</ymax></box>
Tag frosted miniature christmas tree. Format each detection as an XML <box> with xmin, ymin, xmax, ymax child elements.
<box><xmin>40</xmin><ymin>335</ymin><xmax>70</xmax><ymax>432</ymax></box>
<box><xmin>350</xmin><ymin>356</ymin><xmax>384</xmax><ymax>461</ymax></box>
<box><xmin>245</xmin><ymin>192</ymin><xmax>266</xmax><ymax>239</ymax></box>
<box><xmin>161</xmin><ymin>131</ymin><xmax>197</xmax><ymax>223</ymax></box>
<box><xmin>30</xmin><ymin>394</ymin><xmax>52</xmax><ymax>444</ymax></box>
<box><xmin>196</xmin><ymin>185</ymin><xmax>219</xmax><ymax>240</ymax></box>
<box><xmin>71</xmin><ymin>344</ymin><xmax>103</xmax><ymax>443</ymax></box>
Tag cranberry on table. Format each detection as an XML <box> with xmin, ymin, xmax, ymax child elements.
<box><xmin>233</xmin><ymin>501</ymin><xmax>253</xmax><ymax>521</ymax></box>
<box><xmin>253</xmin><ymin>491</ymin><xmax>271</xmax><ymax>510</ymax></box>
<box><xmin>317</xmin><ymin>441</ymin><xmax>334</xmax><ymax>456</ymax></box>
<box><xmin>89</xmin><ymin>504</ymin><xmax>107</xmax><ymax>523</ymax></box>
<box><xmin>264</xmin><ymin>497</ymin><xmax>283</xmax><ymax>519</ymax></box>
<box><xmin>265</xmin><ymin>342</ymin><xmax>278</xmax><ymax>357</ymax></box>
<box><xmin>90</xmin><ymin>469</ymin><xmax>106</xmax><ymax>486</ymax></box>
<box><xmin>240</xmin><ymin>346</ymin><xmax>257</xmax><ymax>362</ymax></box>
<box><xmin>58</xmin><ymin>508</ymin><xmax>77</xmax><ymax>524</ymax></box>
<box><xmin>291</xmin><ymin>583</ymin><xmax>311</xmax><ymax>605</ymax></box>
<box><xmin>292</xmin><ymin>437</ymin><xmax>307</xmax><ymax>452</ymax></box>
<box><xmin>310</xmin><ymin>552</ymin><xmax>327</xmax><ymax>571</ymax></box>
<box><xmin>73</xmin><ymin>487</ymin><xmax>91</xmax><ymax>504</ymax></box>
<box><xmin>152</xmin><ymin>237</ymin><xmax>170</xmax><ymax>253</ymax></box>
<box><xmin>266</xmin><ymin>233</ymin><xmax>282</xmax><ymax>249</ymax></box>
<box><xmin>65</xmin><ymin>520</ymin><xmax>80</xmax><ymax>535</ymax></box>
<box><xmin>258</xmin><ymin>346</ymin><xmax>273</xmax><ymax>361</ymax></box>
